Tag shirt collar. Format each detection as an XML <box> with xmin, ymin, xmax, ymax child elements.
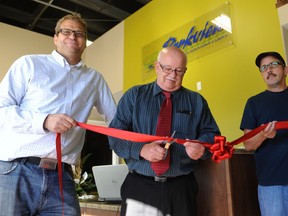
<box><xmin>152</xmin><ymin>81</ymin><xmax>183</xmax><ymax>97</ymax></box>
<box><xmin>153</xmin><ymin>82</ymin><xmax>164</xmax><ymax>96</ymax></box>
<box><xmin>51</xmin><ymin>50</ymin><xmax>83</xmax><ymax>68</ymax></box>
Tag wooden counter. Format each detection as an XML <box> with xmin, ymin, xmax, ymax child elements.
<box><xmin>80</xmin><ymin>149</ymin><xmax>260</xmax><ymax>216</ymax></box>
<box><xmin>195</xmin><ymin>149</ymin><xmax>261</xmax><ymax>216</ymax></box>
<box><xmin>80</xmin><ymin>200</ymin><xmax>121</xmax><ymax>216</ymax></box>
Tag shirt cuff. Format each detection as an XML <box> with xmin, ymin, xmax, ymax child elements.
<box><xmin>32</xmin><ymin>113</ymin><xmax>49</xmax><ymax>133</ymax></box>
<box><xmin>130</xmin><ymin>142</ymin><xmax>145</xmax><ymax>160</ymax></box>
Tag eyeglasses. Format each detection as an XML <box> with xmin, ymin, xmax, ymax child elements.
<box><xmin>58</xmin><ymin>28</ymin><xmax>86</xmax><ymax>38</ymax></box>
<box><xmin>158</xmin><ymin>62</ymin><xmax>187</xmax><ymax>75</ymax></box>
<box><xmin>259</xmin><ymin>61</ymin><xmax>284</xmax><ymax>72</ymax></box>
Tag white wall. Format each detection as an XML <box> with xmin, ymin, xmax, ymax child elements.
<box><xmin>84</xmin><ymin>22</ymin><xmax>124</xmax><ymax>96</ymax></box>
<box><xmin>0</xmin><ymin>22</ymin><xmax>54</xmax><ymax>80</ymax></box>
<box><xmin>84</xmin><ymin>22</ymin><xmax>124</xmax><ymax>121</ymax></box>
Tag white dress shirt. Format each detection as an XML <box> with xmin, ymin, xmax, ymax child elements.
<box><xmin>0</xmin><ymin>50</ymin><xmax>117</xmax><ymax>164</ymax></box>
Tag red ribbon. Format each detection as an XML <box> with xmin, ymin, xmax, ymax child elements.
<box><xmin>56</xmin><ymin>120</ymin><xmax>288</xmax><ymax>211</ymax></box>
<box><xmin>56</xmin><ymin>120</ymin><xmax>288</xmax><ymax>172</ymax></box>
<box><xmin>56</xmin><ymin>133</ymin><xmax>64</xmax><ymax>216</ymax></box>
<box><xmin>74</xmin><ymin>121</ymin><xmax>288</xmax><ymax>163</ymax></box>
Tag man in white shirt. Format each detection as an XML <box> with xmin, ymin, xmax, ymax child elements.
<box><xmin>0</xmin><ymin>13</ymin><xmax>116</xmax><ymax>215</ymax></box>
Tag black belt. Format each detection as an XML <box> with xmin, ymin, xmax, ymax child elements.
<box><xmin>15</xmin><ymin>157</ymin><xmax>72</xmax><ymax>171</ymax></box>
<box><xmin>129</xmin><ymin>170</ymin><xmax>179</xmax><ymax>183</ymax></box>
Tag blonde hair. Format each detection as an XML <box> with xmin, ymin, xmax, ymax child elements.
<box><xmin>55</xmin><ymin>13</ymin><xmax>87</xmax><ymax>39</ymax></box>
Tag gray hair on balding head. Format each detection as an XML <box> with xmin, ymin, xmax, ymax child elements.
<box><xmin>157</xmin><ymin>46</ymin><xmax>187</xmax><ymax>65</ymax></box>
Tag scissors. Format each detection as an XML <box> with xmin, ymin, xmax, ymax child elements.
<box><xmin>163</xmin><ymin>130</ymin><xmax>177</xmax><ymax>160</ymax></box>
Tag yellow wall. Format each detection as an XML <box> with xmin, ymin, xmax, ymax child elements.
<box><xmin>123</xmin><ymin>0</ymin><xmax>284</xmax><ymax>144</ymax></box>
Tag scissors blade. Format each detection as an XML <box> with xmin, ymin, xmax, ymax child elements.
<box><xmin>170</xmin><ymin>130</ymin><xmax>176</xmax><ymax>138</ymax></box>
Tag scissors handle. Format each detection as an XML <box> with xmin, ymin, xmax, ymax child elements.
<box><xmin>164</xmin><ymin>142</ymin><xmax>170</xmax><ymax>149</ymax></box>
<box><xmin>162</xmin><ymin>130</ymin><xmax>176</xmax><ymax>160</ymax></box>
<box><xmin>163</xmin><ymin>139</ymin><xmax>177</xmax><ymax>159</ymax></box>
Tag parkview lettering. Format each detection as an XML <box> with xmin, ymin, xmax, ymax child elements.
<box><xmin>163</xmin><ymin>21</ymin><xmax>223</xmax><ymax>49</ymax></box>
<box><xmin>141</xmin><ymin>3</ymin><xmax>233</xmax><ymax>81</ymax></box>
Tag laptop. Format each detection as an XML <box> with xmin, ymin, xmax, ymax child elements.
<box><xmin>92</xmin><ymin>164</ymin><xmax>129</xmax><ymax>202</ymax></box>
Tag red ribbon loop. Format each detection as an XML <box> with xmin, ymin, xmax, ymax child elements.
<box><xmin>205</xmin><ymin>136</ymin><xmax>234</xmax><ymax>163</ymax></box>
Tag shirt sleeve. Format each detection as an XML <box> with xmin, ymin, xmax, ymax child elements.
<box><xmin>197</xmin><ymin>97</ymin><xmax>221</xmax><ymax>143</ymax></box>
<box><xmin>108</xmin><ymin>87</ymin><xmax>145</xmax><ymax>160</ymax></box>
<box><xmin>93</xmin><ymin>74</ymin><xmax>117</xmax><ymax>125</ymax></box>
<box><xmin>240</xmin><ymin>98</ymin><xmax>257</xmax><ymax>131</ymax></box>
<box><xmin>196</xmin><ymin>97</ymin><xmax>220</xmax><ymax>159</ymax></box>
<box><xmin>0</xmin><ymin>56</ymin><xmax>48</xmax><ymax>134</ymax></box>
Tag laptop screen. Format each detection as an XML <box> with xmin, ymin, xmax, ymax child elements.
<box><xmin>92</xmin><ymin>164</ymin><xmax>129</xmax><ymax>202</ymax></box>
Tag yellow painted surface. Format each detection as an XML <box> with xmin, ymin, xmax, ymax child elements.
<box><xmin>123</xmin><ymin>0</ymin><xmax>284</xmax><ymax>143</ymax></box>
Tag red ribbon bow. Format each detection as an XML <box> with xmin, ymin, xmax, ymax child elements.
<box><xmin>208</xmin><ymin>136</ymin><xmax>234</xmax><ymax>163</ymax></box>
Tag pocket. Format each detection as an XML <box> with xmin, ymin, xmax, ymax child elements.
<box><xmin>174</xmin><ymin>112</ymin><xmax>197</xmax><ymax>137</ymax></box>
<box><xmin>0</xmin><ymin>160</ymin><xmax>18</xmax><ymax>175</ymax></box>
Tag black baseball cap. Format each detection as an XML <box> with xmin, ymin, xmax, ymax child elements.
<box><xmin>255</xmin><ymin>51</ymin><xmax>286</xmax><ymax>67</ymax></box>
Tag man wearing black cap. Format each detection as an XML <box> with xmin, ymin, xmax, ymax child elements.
<box><xmin>240</xmin><ymin>51</ymin><xmax>288</xmax><ymax>216</ymax></box>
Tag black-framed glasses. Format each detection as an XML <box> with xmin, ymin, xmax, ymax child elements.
<box><xmin>58</xmin><ymin>28</ymin><xmax>86</xmax><ymax>38</ymax></box>
<box><xmin>158</xmin><ymin>62</ymin><xmax>187</xmax><ymax>75</ymax></box>
<box><xmin>259</xmin><ymin>61</ymin><xmax>284</xmax><ymax>72</ymax></box>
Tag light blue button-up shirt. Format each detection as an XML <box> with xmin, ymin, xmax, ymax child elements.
<box><xmin>0</xmin><ymin>50</ymin><xmax>116</xmax><ymax>164</ymax></box>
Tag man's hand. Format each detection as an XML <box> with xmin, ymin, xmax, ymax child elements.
<box><xmin>183</xmin><ymin>141</ymin><xmax>205</xmax><ymax>160</ymax></box>
<box><xmin>261</xmin><ymin>121</ymin><xmax>277</xmax><ymax>139</ymax></box>
<box><xmin>140</xmin><ymin>141</ymin><xmax>166</xmax><ymax>162</ymax></box>
<box><xmin>243</xmin><ymin>121</ymin><xmax>277</xmax><ymax>151</ymax></box>
<box><xmin>44</xmin><ymin>114</ymin><xmax>77</xmax><ymax>133</ymax></box>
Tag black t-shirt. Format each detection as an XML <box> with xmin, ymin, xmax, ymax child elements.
<box><xmin>240</xmin><ymin>89</ymin><xmax>288</xmax><ymax>186</ymax></box>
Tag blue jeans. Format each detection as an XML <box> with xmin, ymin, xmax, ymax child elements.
<box><xmin>0</xmin><ymin>159</ymin><xmax>80</xmax><ymax>216</ymax></box>
<box><xmin>258</xmin><ymin>185</ymin><xmax>288</xmax><ymax>216</ymax></box>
